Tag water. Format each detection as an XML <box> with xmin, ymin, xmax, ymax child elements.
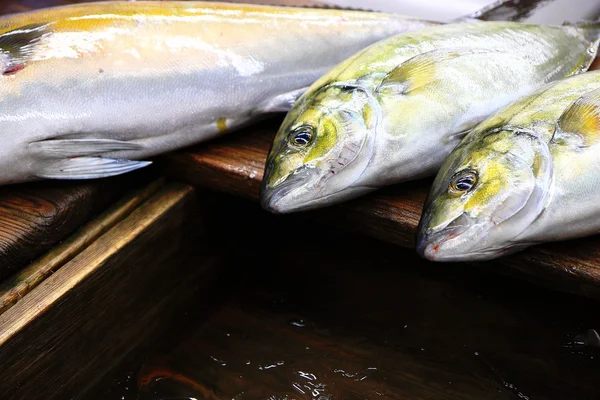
<box><xmin>83</xmin><ymin>194</ymin><xmax>600</xmax><ymax>400</ymax></box>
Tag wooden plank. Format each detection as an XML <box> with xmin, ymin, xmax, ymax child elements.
<box><xmin>0</xmin><ymin>175</ymin><xmax>149</xmax><ymax>281</ymax></box>
<box><xmin>0</xmin><ymin>182</ymin><xmax>221</xmax><ymax>400</ymax></box>
<box><xmin>0</xmin><ymin>177</ymin><xmax>165</xmax><ymax>315</ymax></box>
<box><xmin>159</xmin><ymin>61</ymin><xmax>600</xmax><ymax>300</ymax></box>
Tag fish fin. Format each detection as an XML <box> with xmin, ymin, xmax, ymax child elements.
<box><xmin>556</xmin><ymin>88</ymin><xmax>600</xmax><ymax>147</ymax></box>
<box><xmin>376</xmin><ymin>48</ymin><xmax>494</xmax><ymax>95</ymax></box>
<box><xmin>256</xmin><ymin>87</ymin><xmax>308</xmax><ymax>113</ymax></box>
<box><xmin>29</xmin><ymin>138</ymin><xmax>143</xmax><ymax>158</ymax></box>
<box><xmin>37</xmin><ymin>157</ymin><xmax>151</xmax><ymax>180</ymax></box>
<box><xmin>444</xmin><ymin>128</ymin><xmax>471</xmax><ymax>145</ymax></box>
<box><xmin>0</xmin><ymin>23</ymin><xmax>51</xmax><ymax>75</ymax></box>
<box><xmin>461</xmin><ymin>0</ymin><xmax>548</xmax><ymax>22</ymax></box>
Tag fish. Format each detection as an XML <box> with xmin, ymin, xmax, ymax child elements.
<box><xmin>416</xmin><ymin>70</ymin><xmax>600</xmax><ymax>261</ymax></box>
<box><xmin>260</xmin><ymin>20</ymin><xmax>600</xmax><ymax>213</ymax></box>
<box><xmin>0</xmin><ymin>1</ymin><xmax>440</xmax><ymax>185</ymax></box>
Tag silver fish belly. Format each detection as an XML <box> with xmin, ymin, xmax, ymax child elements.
<box><xmin>0</xmin><ymin>1</ymin><xmax>437</xmax><ymax>184</ymax></box>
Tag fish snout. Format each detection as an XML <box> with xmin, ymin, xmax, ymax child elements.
<box><xmin>260</xmin><ymin>166</ymin><xmax>312</xmax><ymax>214</ymax></box>
<box><xmin>416</xmin><ymin>213</ymin><xmax>472</xmax><ymax>261</ymax></box>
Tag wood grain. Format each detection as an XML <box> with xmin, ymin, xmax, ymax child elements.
<box><xmin>159</xmin><ymin>107</ymin><xmax>600</xmax><ymax>299</ymax></box>
<box><xmin>0</xmin><ymin>176</ymin><xmax>149</xmax><ymax>281</ymax></box>
<box><xmin>0</xmin><ymin>177</ymin><xmax>165</xmax><ymax>315</ymax></box>
<box><xmin>0</xmin><ymin>182</ymin><xmax>220</xmax><ymax>400</ymax></box>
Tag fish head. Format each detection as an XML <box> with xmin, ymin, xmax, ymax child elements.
<box><xmin>261</xmin><ymin>82</ymin><xmax>379</xmax><ymax>213</ymax></box>
<box><xmin>416</xmin><ymin>128</ymin><xmax>552</xmax><ymax>261</ymax></box>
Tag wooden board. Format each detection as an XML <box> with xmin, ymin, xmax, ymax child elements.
<box><xmin>0</xmin><ymin>177</ymin><xmax>165</xmax><ymax>315</ymax></box>
<box><xmin>0</xmin><ymin>175</ymin><xmax>148</xmax><ymax>281</ymax></box>
<box><xmin>0</xmin><ymin>182</ymin><xmax>221</xmax><ymax>400</ymax></box>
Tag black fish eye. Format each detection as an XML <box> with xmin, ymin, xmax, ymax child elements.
<box><xmin>448</xmin><ymin>169</ymin><xmax>478</xmax><ymax>194</ymax></box>
<box><xmin>289</xmin><ymin>125</ymin><xmax>314</xmax><ymax>147</ymax></box>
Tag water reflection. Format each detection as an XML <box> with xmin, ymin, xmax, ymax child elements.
<box><xmin>126</xmin><ymin>212</ymin><xmax>600</xmax><ymax>400</ymax></box>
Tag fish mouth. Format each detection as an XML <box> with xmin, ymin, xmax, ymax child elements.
<box><xmin>416</xmin><ymin>212</ymin><xmax>474</xmax><ymax>261</ymax></box>
<box><xmin>260</xmin><ymin>166</ymin><xmax>313</xmax><ymax>214</ymax></box>
<box><xmin>417</xmin><ymin>212</ymin><xmax>517</xmax><ymax>262</ymax></box>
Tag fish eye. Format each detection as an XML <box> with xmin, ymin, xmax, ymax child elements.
<box><xmin>289</xmin><ymin>125</ymin><xmax>314</xmax><ymax>147</ymax></box>
<box><xmin>448</xmin><ymin>169</ymin><xmax>478</xmax><ymax>195</ymax></box>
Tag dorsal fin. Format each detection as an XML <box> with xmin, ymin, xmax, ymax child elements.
<box><xmin>0</xmin><ymin>23</ymin><xmax>51</xmax><ymax>75</ymax></box>
<box><xmin>462</xmin><ymin>0</ymin><xmax>550</xmax><ymax>22</ymax></box>
<box><xmin>557</xmin><ymin>88</ymin><xmax>600</xmax><ymax>147</ymax></box>
<box><xmin>376</xmin><ymin>48</ymin><xmax>495</xmax><ymax>96</ymax></box>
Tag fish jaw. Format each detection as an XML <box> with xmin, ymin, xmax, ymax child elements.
<box><xmin>416</xmin><ymin>212</ymin><xmax>500</xmax><ymax>261</ymax></box>
<box><xmin>260</xmin><ymin>169</ymin><xmax>374</xmax><ymax>213</ymax></box>
<box><xmin>260</xmin><ymin>165</ymin><xmax>315</xmax><ymax>213</ymax></box>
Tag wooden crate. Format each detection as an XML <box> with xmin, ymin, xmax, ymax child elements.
<box><xmin>0</xmin><ymin>178</ymin><xmax>222</xmax><ymax>400</ymax></box>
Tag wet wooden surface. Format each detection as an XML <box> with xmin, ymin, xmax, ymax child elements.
<box><xmin>0</xmin><ymin>177</ymin><xmax>143</xmax><ymax>281</ymax></box>
<box><xmin>0</xmin><ymin>182</ymin><xmax>222</xmax><ymax>400</ymax></box>
<box><xmin>0</xmin><ymin>178</ymin><xmax>165</xmax><ymax>315</ymax></box>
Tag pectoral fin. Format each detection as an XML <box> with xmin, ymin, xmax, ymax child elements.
<box><xmin>30</xmin><ymin>138</ymin><xmax>150</xmax><ymax>180</ymax></box>
<box><xmin>0</xmin><ymin>23</ymin><xmax>51</xmax><ymax>75</ymax></box>
<box><xmin>256</xmin><ymin>87</ymin><xmax>308</xmax><ymax>113</ymax></box>
<box><xmin>37</xmin><ymin>158</ymin><xmax>151</xmax><ymax>180</ymax></box>
<box><xmin>29</xmin><ymin>138</ymin><xmax>143</xmax><ymax>158</ymax></box>
<box><xmin>556</xmin><ymin>88</ymin><xmax>600</xmax><ymax>147</ymax></box>
<box><xmin>376</xmin><ymin>48</ymin><xmax>494</xmax><ymax>96</ymax></box>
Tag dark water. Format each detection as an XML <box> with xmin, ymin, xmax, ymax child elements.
<box><xmin>82</xmin><ymin>194</ymin><xmax>600</xmax><ymax>400</ymax></box>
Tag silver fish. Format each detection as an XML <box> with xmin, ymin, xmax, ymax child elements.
<box><xmin>417</xmin><ymin>70</ymin><xmax>600</xmax><ymax>261</ymax></box>
<box><xmin>260</xmin><ymin>20</ymin><xmax>600</xmax><ymax>213</ymax></box>
<box><xmin>0</xmin><ymin>1</ymin><xmax>438</xmax><ymax>184</ymax></box>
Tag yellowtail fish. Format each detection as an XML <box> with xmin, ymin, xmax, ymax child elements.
<box><xmin>0</xmin><ymin>1</ymin><xmax>438</xmax><ymax>184</ymax></box>
<box><xmin>417</xmin><ymin>70</ymin><xmax>600</xmax><ymax>261</ymax></box>
<box><xmin>260</xmin><ymin>21</ymin><xmax>600</xmax><ymax>213</ymax></box>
